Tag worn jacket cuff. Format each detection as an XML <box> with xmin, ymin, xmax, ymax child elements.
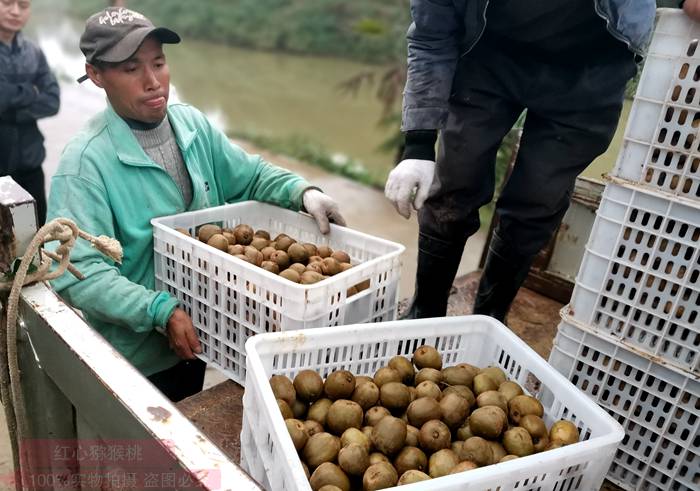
<box><xmin>149</xmin><ymin>292</ymin><xmax>180</xmax><ymax>334</ymax></box>
<box><xmin>402</xmin><ymin>130</ymin><xmax>438</xmax><ymax>161</ymax></box>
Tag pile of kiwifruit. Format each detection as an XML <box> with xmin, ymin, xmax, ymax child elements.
<box><xmin>175</xmin><ymin>223</ymin><xmax>368</xmax><ymax>293</ymax></box>
<box><xmin>270</xmin><ymin>345</ymin><xmax>580</xmax><ymax>490</ymax></box>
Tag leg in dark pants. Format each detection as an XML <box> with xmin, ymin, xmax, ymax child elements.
<box><xmin>147</xmin><ymin>359</ymin><xmax>207</xmax><ymax>402</ymax></box>
<box><xmin>11</xmin><ymin>166</ymin><xmax>47</xmax><ymax>226</ymax></box>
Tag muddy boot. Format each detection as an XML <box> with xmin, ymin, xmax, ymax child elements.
<box><xmin>473</xmin><ymin>234</ymin><xmax>535</xmax><ymax>323</ymax></box>
<box><xmin>402</xmin><ymin>233</ymin><xmax>465</xmax><ymax>319</ymax></box>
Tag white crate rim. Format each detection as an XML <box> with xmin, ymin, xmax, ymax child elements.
<box><xmin>243</xmin><ymin>316</ymin><xmax>625</xmax><ymax>491</ymax></box>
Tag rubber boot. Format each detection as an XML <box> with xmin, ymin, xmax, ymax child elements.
<box><xmin>402</xmin><ymin>233</ymin><xmax>465</xmax><ymax>319</ymax></box>
<box><xmin>473</xmin><ymin>233</ymin><xmax>535</xmax><ymax>323</ymax></box>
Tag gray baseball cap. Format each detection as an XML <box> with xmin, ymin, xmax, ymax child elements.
<box><xmin>77</xmin><ymin>7</ymin><xmax>180</xmax><ymax>83</ymax></box>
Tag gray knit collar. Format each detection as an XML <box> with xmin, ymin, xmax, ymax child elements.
<box><xmin>130</xmin><ymin>115</ymin><xmax>172</xmax><ymax>148</ymax></box>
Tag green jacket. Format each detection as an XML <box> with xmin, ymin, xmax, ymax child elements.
<box><xmin>47</xmin><ymin>102</ymin><xmax>309</xmax><ymax>376</ymax></box>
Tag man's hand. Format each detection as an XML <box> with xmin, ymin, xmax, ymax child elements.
<box><xmin>685</xmin><ymin>0</ymin><xmax>700</xmax><ymax>21</ymax></box>
<box><xmin>302</xmin><ymin>189</ymin><xmax>347</xmax><ymax>234</ymax></box>
<box><xmin>165</xmin><ymin>308</ymin><xmax>202</xmax><ymax>360</ymax></box>
<box><xmin>384</xmin><ymin>159</ymin><xmax>436</xmax><ymax>219</ymax></box>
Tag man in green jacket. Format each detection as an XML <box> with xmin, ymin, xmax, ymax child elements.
<box><xmin>47</xmin><ymin>7</ymin><xmax>345</xmax><ymax>401</ymax></box>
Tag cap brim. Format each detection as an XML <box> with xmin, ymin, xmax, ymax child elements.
<box><xmin>98</xmin><ymin>26</ymin><xmax>180</xmax><ymax>63</ymax></box>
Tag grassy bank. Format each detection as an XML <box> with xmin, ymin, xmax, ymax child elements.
<box><xmin>67</xmin><ymin>0</ymin><xmax>409</xmax><ymax>64</ymax></box>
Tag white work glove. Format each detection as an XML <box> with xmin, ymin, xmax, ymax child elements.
<box><xmin>384</xmin><ymin>159</ymin><xmax>436</xmax><ymax>219</ymax></box>
<box><xmin>302</xmin><ymin>188</ymin><xmax>347</xmax><ymax>234</ymax></box>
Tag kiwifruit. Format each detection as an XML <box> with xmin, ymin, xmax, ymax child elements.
<box><xmin>327</xmin><ymin>400</ymin><xmax>364</xmax><ymax>435</ymax></box>
<box><xmin>498</xmin><ymin>381</ymin><xmax>524</xmax><ymax>402</ymax></box>
<box><xmin>304</xmin><ymin>419</ymin><xmax>324</xmax><ymax>437</ymax></box>
<box><xmin>442</xmin><ymin>366</ymin><xmax>475</xmax><ymax>387</ymax></box>
<box><xmin>502</xmin><ymin>427</ymin><xmax>534</xmax><ymax>457</ymax></box>
<box><xmin>302</xmin><ymin>462</ymin><xmax>310</xmax><ymax>479</ymax></box>
<box><xmin>331</xmin><ymin>250</ymin><xmax>351</xmax><ymax>263</ymax></box>
<box><xmin>301</xmin><ymin>271</ymin><xmax>325</xmax><ymax>284</ymax></box>
<box><xmin>207</xmin><ymin>234</ymin><xmax>229</xmax><ymax>251</ymax></box>
<box><xmin>368</xmin><ymin>452</ymin><xmax>389</xmax><ymax>465</ymax></box>
<box><xmin>415</xmin><ymin>381</ymin><xmax>442</xmax><ymax>400</ymax></box>
<box><xmin>175</xmin><ymin>227</ymin><xmax>191</xmax><ymax>237</ymax></box>
<box><xmin>285</xmin><ymin>419</ymin><xmax>308</xmax><ymax>450</ymax></box>
<box><xmin>303</xmin><ymin>243</ymin><xmax>318</xmax><ymax>257</ymax></box>
<box><xmin>355</xmin><ymin>375</ymin><xmax>374</xmax><ymax>386</ymax></box>
<box><xmin>364</xmin><ymin>406</ymin><xmax>391</xmax><ymax>426</ymax></box>
<box><xmin>363</xmin><ymin>462</ymin><xmax>398</xmax><ymax>491</ymax></box>
<box><xmin>317</xmin><ymin>245</ymin><xmax>333</xmax><ymax>258</ymax></box>
<box><xmin>472</xmin><ymin>373</ymin><xmax>499</xmax><ymax>395</ymax></box>
<box><xmin>388</xmin><ymin>356</ymin><xmax>415</xmax><ymax>385</ymax></box>
<box><xmin>197</xmin><ymin>224</ymin><xmax>221</xmax><ymax>242</ymax></box>
<box><xmin>418</xmin><ymin>420</ymin><xmax>451</xmax><ymax>453</ymax></box>
<box><xmin>407</xmin><ymin>386</ymin><xmax>417</xmax><ymax>403</ymax></box>
<box><xmin>499</xmin><ymin>455</ymin><xmax>519</xmax><ymax>463</ymax></box>
<box><xmin>341</xmin><ymin>427</ymin><xmax>371</xmax><ymax>452</ymax></box>
<box><xmin>270</xmin><ymin>250</ymin><xmax>291</xmax><ymax>269</ymax></box>
<box><xmin>394</xmin><ymin>447</ymin><xmax>428</xmax><ymax>474</ymax></box>
<box><xmin>442</xmin><ymin>385</ymin><xmax>475</xmax><ymax>407</ymax></box>
<box><xmin>380</xmin><ymin>382</ymin><xmax>411</xmax><ymax>413</ymax></box>
<box><xmin>309</xmin><ymin>462</ymin><xmax>350</xmax><ymax>491</ymax></box>
<box><xmin>520</xmin><ymin>414</ymin><xmax>547</xmax><ymax>439</ymax></box>
<box><xmin>476</xmin><ymin>390</ymin><xmax>508</xmax><ymax>413</ymax></box>
<box><xmin>549</xmin><ymin>420</ymin><xmax>579</xmax><ymax>445</ymax></box>
<box><xmin>355</xmin><ymin>278</ymin><xmax>370</xmax><ymax>291</ymax></box>
<box><xmin>457</xmin><ymin>437</ymin><xmax>493</xmax><ymax>467</ymax></box>
<box><xmin>480</xmin><ymin>366</ymin><xmax>507</xmax><ymax>386</ymax></box>
<box><xmin>321</xmin><ymin>257</ymin><xmax>342</xmax><ymax>276</ymax></box>
<box><xmin>261</xmin><ymin>246</ymin><xmax>277</xmax><ymax>261</ymax></box>
<box><xmin>412</xmin><ymin>346</ymin><xmax>442</xmax><ymax>370</ymax></box>
<box><xmin>260</xmin><ymin>261</ymin><xmax>280</xmax><ymax>274</ymax></box>
<box><xmin>277</xmin><ymin>399</ymin><xmax>293</xmax><ymax>419</ymax></box>
<box><xmin>244</xmin><ymin>246</ymin><xmax>264</xmax><ymax>266</ymax></box>
<box><xmin>338</xmin><ymin>443</ymin><xmax>369</xmax><ymax>476</ymax></box>
<box><xmin>279</xmin><ymin>268</ymin><xmax>300</xmax><ymax>283</ymax></box>
<box><xmin>450</xmin><ymin>440</ymin><xmax>463</xmax><ymax>454</ymax></box>
<box><xmin>456</xmin><ymin>420</ymin><xmax>475</xmax><ymax>440</ymax></box>
<box><xmin>288</xmin><ymin>243</ymin><xmax>309</xmax><ymax>264</ymax></box>
<box><xmin>308</xmin><ymin>255</ymin><xmax>324</xmax><ymax>264</ymax></box>
<box><xmin>428</xmin><ymin>449</ymin><xmax>460</xmax><ymax>478</ymax></box>
<box><xmin>249</xmin><ymin>237</ymin><xmax>268</xmax><ymax>251</ymax></box>
<box><xmin>340</xmin><ymin>262</ymin><xmax>353</xmax><ymax>272</ymax></box>
<box><xmin>373</xmin><ymin>367</ymin><xmax>402</xmax><ymax>387</ymax></box>
<box><xmin>304</xmin><ymin>432</ymin><xmax>341</xmax><ymax>469</ymax></box>
<box><xmin>545</xmin><ymin>441</ymin><xmax>565</xmax><ymax>451</ymax></box>
<box><xmin>533</xmin><ymin>434</ymin><xmax>550</xmax><ymax>452</ymax></box>
<box><xmin>307</xmin><ymin>398</ymin><xmax>333</xmax><ymax>425</ymax></box>
<box><xmin>468</xmin><ymin>406</ymin><xmax>507</xmax><ymax>439</ymax></box>
<box><xmin>449</xmin><ymin>461</ymin><xmax>478</xmax><ymax>474</ymax></box>
<box><xmin>397</xmin><ymin>469</ymin><xmax>431</xmax><ymax>485</ymax></box>
<box><xmin>294</xmin><ymin>370</ymin><xmax>324</xmax><ymax>403</ymax></box>
<box><xmin>275</xmin><ymin>235</ymin><xmax>295</xmax><ymax>252</ymax></box>
<box><xmin>228</xmin><ymin>244</ymin><xmax>245</xmax><ymax>256</ymax></box>
<box><xmin>415</xmin><ymin>368</ymin><xmax>443</xmax><ymax>386</ymax></box>
<box><xmin>405</xmin><ymin>425</ymin><xmax>420</xmax><ymax>447</ymax></box>
<box><xmin>508</xmin><ymin>395</ymin><xmax>544</xmax><ymax>425</ymax></box>
<box><xmin>307</xmin><ymin>262</ymin><xmax>325</xmax><ymax>275</ymax></box>
<box><xmin>407</xmin><ymin>397</ymin><xmax>442</xmax><ymax>428</ymax></box>
<box><xmin>487</xmin><ymin>441</ymin><xmax>507</xmax><ymax>463</ymax></box>
<box><xmin>362</xmin><ymin>426</ymin><xmax>374</xmax><ymax>448</ymax></box>
<box><xmin>371</xmin><ymin>416</ymin><xmax>407</xmax><ymax>456</ymax></box>
<box><xmin>289</xmin><ymin>262</ymin><xmax>307</xmax><ymax>274</ymax></box>
<box><xmin>222</xmin><ymin>230</ymin><xmax>236</xmax><ymax>244</ymax></box>
<box><xmin>352</xmin><ymin>381</ymin><xmax>380</xmax><ymax>410</ymax></box>
<box><xmin>439</xmin><ymin>392</ymin><xmax>470</xmax><ymax>429</ymax></box>
<box><xmin>254</xmin><ymin>229</ymin><xmax>270</xmax><ymax>240</ymax></box>
<box><xmin>233</xmin><ymin>224</ymin><xmax>254</xmax><ymax>245</ymax></box>
<box><xmin>273</xmin><ymin>233</ymin><xmax>289</xmax><ymax>242</ymax></box>
<box><xmin>291</xmin><ymin>399</ymin><xmax>307</xmax><ymax>419</ymax></box>
<box><xmin>325</xmin><ymin>370</ymin><xmax>356</xmax><ymax>400</ymax></box>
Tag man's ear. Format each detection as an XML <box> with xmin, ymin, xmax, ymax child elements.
<box><xmin>85</xmin><ymin>63</ymin><xmax>104</xmax><ymax>88</ymax></box>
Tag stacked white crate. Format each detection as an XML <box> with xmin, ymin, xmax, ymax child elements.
<box><xmin>548</xmin><ymin>10</ymin><xmax>700</xmax><ymax>491</ymax></box>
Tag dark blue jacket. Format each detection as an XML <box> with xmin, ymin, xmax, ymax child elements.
<box><xmin>0</xmin><ymin>32</ymin><xmax>60</xmax><ymax>174</ymax></box>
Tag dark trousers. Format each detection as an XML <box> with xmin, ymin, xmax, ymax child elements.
<box><xmin>418</xmin><ymin>39</ymin><xmax>637</xmax><ymax>263</ymax></box>
<box><xmin>147</xmin><ymin>359</ymin><xmax>207</xmax><ymax>402</ymax></box>
<box><xmin>7</xmin><ymin>166</ymin><xmax>47</xmax><ymax>226</ymax></box>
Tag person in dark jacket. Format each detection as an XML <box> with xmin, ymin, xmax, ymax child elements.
<box><xmin>0</xmin><ymin>0</ymin><xmax>60</xmax><ymax>225</ymax></box>
<box><xmin>385</xmin><ymin>1</ymin><xmax>694</xmax><ymax>323</ymax></box>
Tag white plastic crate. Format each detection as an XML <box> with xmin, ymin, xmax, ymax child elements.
<box><xmin>570</xmin><ymin>183</ymin><xmax>700</xmax><ymax>374</ymax></box>
<box><xmin>549</xmin><ymin>313</ymin><xmax>699</xmax><ymax>491</ymax></box>
<box><xmin>240</xmin><ymin>316</ymin><xmax>624</xmax><ymax>491</ymax></box>
<box><xmin>612</xmin><ymin>10</ymin><xmax>700</xmax><ymax>202</ymax></box>
<box><xmin>151</xmin><ymin>201</ymin><xmax>404</xmax><ymax>385</ymax></box>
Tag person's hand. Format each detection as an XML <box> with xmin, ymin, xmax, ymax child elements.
<box><xmin>685</xmin><ymin>0</ymin><xmax>700</xmax><ymax>21</ymax></box>
<box><xmin>302</xmin><ymin>189</ymin><xmax>347</xmax><ymax>234</ymax></box>
<box><xmin>384</xmin><ymin>159</ymin><xmax>436</xmax><ymax>219</ymax></box>
<box><xmin>165</xmin><ymin>308</ymin><xmax>202</xmax><ymax>360</ymax></box>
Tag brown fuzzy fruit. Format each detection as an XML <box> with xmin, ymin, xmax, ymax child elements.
<box><xmin>304</xmin><ymin>433</ymin><xmax>341</xmax><ymax>469</ymax></box>
<box><xmin>206</xmin><ymin>234</ymin><xmax>229</xmax><ymax>251</ymax></box>
<box><xmin>253</xmin><ymin>229</ymin><xmax>270</xmax><ymax>240</ymax></box>
<box><xmin>415</xmin><ymin>381</ymin><xmax>442</xmax><ymax>400</ymax></box>
<box><xmin>277</xmin><ymin>399</ymin><xmax>293</xmax><ymax>419</ymax></box>
<box><xmin>393</xmin><ymin>446</ymin><xmax>428</xmax><ymax>476</ymax></box>
<box><xmin>428</xmin><ymin>449</ymin><xmax>459</xmax><ymax>478</ymax></box>
<box><xmin>418</xmin><ymin>420</ymin><xmax>451</xmax><ymax>453</ymax></box>
<box><xmin>228</xmin><ymin>244</ymin><xmax>245</xmax><ymax>256</ymax></box>
<box><xmin>285</xmin><ymin>419</ymin><xmax>308</xmax><ymax>450</ymax></box>
<box><xmin>414</xmin><ymin>368</ymin><xmax>443</xmax><ymax>386</ymax></box>
<box><xmin>331</xmin><ymin>250</ymin><xmax>351</xmax><ymax>263</ymax></box>
<box><xmin>365</xmin><ymin>406</ymin><xmax>391</xmax><ymax>426</ymax></box>
<box><xmin>449</xmin><ymin>460</ymin><xmax>478</xmax><ymax>474</ymax></box>
<box><xmin>307</xmin><ymin>398</ymin><xmax>333</xmax><ymax>426</ymax></box>
<box><xmin>442</xmin><ymin>385</ymin><xmax>476</xmax><ymax>407</ymax></box>
<box><xmin>197</xmin><ymin>224</ymin><xmax>221</xmax><ymax>242</ymax></box>
<box><xmin>233</xmin><ymin>224</ymin><xmax>254</xmax><ymax>245</ymax></box>
<box><xmin>341</xmin><ymin>427</ymin><xmax>371</xmax><ymax>452</ymax></box>
<box><xmin>270</xmin><ymin>375</ymin><xmax>296</xmax><ymax>406</ymax></box>
<box><xmin>321</xmin><ymin>257</ymin><xmax>342</xmax><ymax>276</ymax></box>
<box><xmin>338</xmin><ymin>443</ymin><xmax>369</xmax><ymax>476</ymax></box>
<box><xmin>351</xmin><ymin>381</ymin><xmax>380</xmax><ymax>410</ymax></box>
<box><xmin>261</xmin><ymin>246</ymin><xmax>276</xmax><ymax>261</ymax></box>
<box><xmin>439</xmin><ymin>392</ymin><xmax>470</xmax><ymax>429</ymax></box>
<box><xmin>498</xmin><ymin>381</ymin><xmax>524</xmax><ymax>402</ymax></box>
<box><xmin>468</xmin><ymin>406</ymin><xmax>507</xmax><ymax>439</ymax></box>
<box><xmin>388</xmin><ymin>356</ymin><xmax>415</xmax><ymax>385</ymax></box>
<box><xmin>362</xmin><ymin>462</ymin><xmax>398</xmax><ymax>491</ymax></box>
<box><xmin>373</xmin><ymin>367</ymin><xmax>402</xmax><ymax>388</ymax></box>
<box><xmin>275</xmin><ymin>235</ymin><xmax>295</xmax><ymax>252</ymax></box>
<box><xmin>309</xmin><ymin>462</ymin><xmax>350</xmax><ymax>491</ymax></box>
<box><xmin>260</xmin><ymin>261</ymin><xmax>280</xmax><ymax>274</ymax></box>
<box><xmin>279</xmin><ymin>268</ymin><xmax>301</xmax><ymax>283</ymax></box>
<box><xmin>175</xmin><ymin>227</ymin><xmax>191</xmax><ymax>237</ymax></box>
<box><xmin>317</xmin><ymin>245</ymin><xmax>333</xmax><ymax>258</ymax></box>
<box><xmin>371</xmin><ymin>416</ymin><xmax>407</xmax><ymax>456</ymax></box>
<box><xmin>397</xmin><ymin>469</ymin><xmax>431</xmax><ymax>485</ymax></box>
<box><xmin>303</xmin><ymin>243</ymin><xmax>318</xmax><ymax>257</ymax></box>
<box><xmin>250</xmin><ymin>237</ymin><xmax>269</xmax><ymax>251</ymax></box>
<box><xmin>379</xmin><ymin>382</ymin><xmax>411</xmax><ymax>413</ymax></box>
<box><xmin>294</xmin><ymin>369</ymin><xmax>324</xmax><ymax>403</ymax></box>
<box><xmin>301</xmin><ymin>271</ymin><xmax>325</xmax><ymax>284</ymax></box>
<box><xmin>457</xmin><ymin>437</ymin><xmax>493</xmax><ymax>466</ymax></box>
<box><xmin>407</xmin><ymin>397</ymin><xmax>442</xmax><ymax>428</ymax></box>
<box><xmin>508</xmin><ymin>395</ymin><xmax>544</xmax><ymax>425</ymax></box>
<box><xmin>307</xmin><ymin>262</ymin><xmax>324</xmax><ymax>274</ymax></box>
<box><xmin>442</xmin><ymin>366</ymin><xmax>475</xmax><ymax>387</ymax></box>
<box><xmin>270</xmin><ymin>250</ymin><xmax>291</xmax><ymax>269</ymax></box>
<box><xmin>304</xmin><ymin>420</ymin><xmax>324</xmax><ymax>437</ymax></box>
<box><xmin>325</xmin><ymin>370</ymin><xmax>356</xmax><ymax>400</ymax></box>
<box><xmin>502</xmin><ymin>427</ymin><xmax>534</xmax><ymax>457</ymax></box>
<box><xmin>287</xmin><ymin>243</ymin><xmax>309</xmax><ymax>264</ymax></box>
<box><xmin>412</xmin><ymin>346</ymin><xmax>442</xmax><ymax>370</ymax></box>
<box><xmin>244</xmin><ymin>246</ymin><xmax>263</xmax><ymax>266</ymax></box>
<box><xmin>327</xmin><ymin>400</ymin><xmax>364</xmax><ymax>435</ymax></box>
<box><xmin>549</xmin><ymin>420</ymin><xmax>579</xmax><ymax>445</ymax></box>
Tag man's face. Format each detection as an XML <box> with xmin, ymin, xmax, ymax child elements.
<box><xmin>0</xmin><ymin>0</ymin><xmax>31</xmax><ymax>37</ymax></box>
<box><xmin>88</xmin><ymin>36</ymin><xmax>170</xmax><ymax>124</ymax></box>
